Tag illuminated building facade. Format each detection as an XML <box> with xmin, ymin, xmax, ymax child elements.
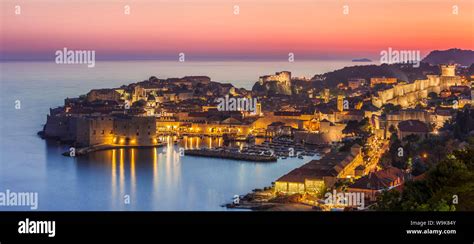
<box><xmin>275</xmin><ymin>144</ymin><xmax>363</xmax><ymax>194</ymax></box>
<box><xmin>372</xmin><ymin>65</ymin><xmax>463</xmax><ymax>108</ymax></box>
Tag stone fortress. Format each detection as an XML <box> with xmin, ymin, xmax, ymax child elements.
<box><xmin>258</xmin><ymin>71</ymin><xmax>292</xmax><ymax>87</ymax></box>
<box><xmin>372</xmin><ymin>65</ymin><xmax>462</xmax><ymax>108</ymax></box>
<box><xmin>254</xmin><ymin>71</ymin><xmax>293</xmax><ymax>96</ymax></box>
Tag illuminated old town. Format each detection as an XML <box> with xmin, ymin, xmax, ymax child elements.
<box><xmin>2</xmin><ymin>0</ymin><xmax>474</xmax><ymax>241</ymax></box>
<box><xmin>39</xmin><ymin>53</ymin><xmax>474</xmax><ymax>211</ymax></box>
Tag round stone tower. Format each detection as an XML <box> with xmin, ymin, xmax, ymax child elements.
<box><xmin>440</xmin><ymin>64</ymin><xmax>456</xmax><ymax>77</ymax></box>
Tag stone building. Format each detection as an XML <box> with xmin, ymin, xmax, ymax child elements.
<box><xmin>86</xmin><ymin>89</ymin><xmax>121</xmax><ymax>103</ymax></box>
<box><xmin>76</xmin><ymin>116</ymin><xmax>114</xmax><ymax>146</ymax></box>
<box><xmin>43</xmin><ymin>112</ymin><xmax>80</xmax><ymax>142</ymax></box>
<box><xmin>370</xmin><ymin>77</ymin><xmax>397</xmax><ymax>87</ymax></box>
<box><xmin>113</xmin><ymin>116</ymin><xmax>158</xmax><ymax>146</ymax></box>
<box><xmin>397</xmin><ymin>120</ymin><xmax>430</xmax><ymax>140</ymax></box>
<box><xmin>348</xmin><ymin>78</ymin><xmax>365</xmax><ymax>90</ymax></box>
<box><xmin>386</xmin><ymin>109</ymin><xmax>452</xmax><ymax>130</ymax></box>
<box><xmin>275</xmin><ymin>144</ymin><xmax>363</xmax><ymax>194</ymax></box>
<box><xmin>258</xmin><ymin>71</ymin><xmax>291</xmax><ymax>87</ymax></box>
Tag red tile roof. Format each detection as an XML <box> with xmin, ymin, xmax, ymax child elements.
<box><xmin>276</xmin><ymin>145</ymin><xmax>361</xmax><ymax>182</ymax></box>
<box><xmin>348</xmin><ymin>167</ymin><xmax>406</xmax><ymax>190</ymax></box>
<box><xmin>398</xmin><ymin>120</ymin><xmax>429</xmax><ymax>133</ymax></box>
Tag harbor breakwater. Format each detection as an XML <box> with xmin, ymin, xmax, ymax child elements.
<box><xmin>185</xmin><ymin>149</ymin><xmax>277</xmax><ymax>162</ymax></box>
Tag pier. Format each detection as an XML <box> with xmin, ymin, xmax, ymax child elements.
<box><xmin>62</xmin><ymin>143</ymin><xmax>166</xmax><ymax>156</ymax></box>
<box><xmin>185</xmin><ymin>148</ymin><xmax>277</xmax><ymax>162</ymax></box>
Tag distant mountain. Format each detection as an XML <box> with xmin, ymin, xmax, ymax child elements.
<box><xmin>352</xmin><ymin>58</ymin><xmax>372</xmax><ymax>62</ymax></box>
<box><xmin>422</xmin><ymin>48</ymin><xmax>474</xmax><ymax>66</ymax></box>
<box><xmin>310</xmin><ymin>63</ymin><xmax>439</xmax><ymax>89</ymax></box>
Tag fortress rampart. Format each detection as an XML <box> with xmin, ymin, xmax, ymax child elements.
<box><xmin>372</xmin><ymin>69</ymin><xmax>462</xmax><ymax>108</ymax></box>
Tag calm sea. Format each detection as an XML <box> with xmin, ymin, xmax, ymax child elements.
<box><xmin>0</xmin><ymin>60</ymin><xmax>365</xmax><ymax>210</ymax></box>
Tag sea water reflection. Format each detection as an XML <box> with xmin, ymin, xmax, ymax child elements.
<box><xmin>71</xmin><ymin>136</ymin><xmax>314</xmax><ymax>210</ymax></box>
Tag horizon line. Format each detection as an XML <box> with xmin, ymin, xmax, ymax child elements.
<box><xmin>2</xmin><ymin>48</ymin><xmax>469</xmax><ymax>62</ymax></box>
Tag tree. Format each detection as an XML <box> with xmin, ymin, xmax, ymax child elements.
<box><xmin>412</xmin><ymin>158</ymin><xmax>428</xmax><ymax>176</ymax></box>
<box><xmin>149</xmin><ymin>76</ymin><xmax>158</xmax><ymax>82</ymax></box>
<box><xmin>450</xmin><ymin>108</ymin><xmax>474</xmax><ymax>140</ymax></box>
<box><xmin>373</xmin><ymin>190</ymin><xmax>402</xmax><ymax>211</ymax></box>
<box><xmin>342</xmin><ymin>119</ymin><xmax>371</xmax><ymax>137</ymax></box>
<box><xmin>428</xmin><ymin>92</ymin><xmax>438</xmax><ymax>100</ymax></box>
<box><xmin>386</xmin><ymin>133</ymin><xmax>407</xmax><ymax>169</ymax></box>
<box><xmin>382</xmin><ymin>104</ymin><xmax>402</xmax><ymax>115</ymax></box>
<box><xmin>132</xmin><ymin>99</ymin><xmax>147</xmax><ymax>108</ymax></box>
<box><xmin>359</xmin><ymin>118</ymin><xmax>372</xmax><ymax>135</ymax></box>
<box><xmin>342</xmin><ymin>120</ymin><xmax>360</xmax><ymax>135</ymax></box>
<box><xmin>403</xmin><ymin>134</ymin><xmax>420</xmax><ymax>144</ymax></box>
<box><xmin>388</xmin><ymin>125</ymin><xmax>397</xmax><ymax>134</ymax></box>
<box><xmin>376</xmin><ymin>144</ymin><xmax>474</xmax><ymax>211</ymax></box>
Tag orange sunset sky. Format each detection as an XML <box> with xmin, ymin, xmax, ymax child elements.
<box><xmin>1</xmin><ymin>0</ymin><xmax>473</xmax><ymax>60</ymax></box>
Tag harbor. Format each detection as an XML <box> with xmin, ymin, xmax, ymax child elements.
<box><xmin>240</xmin><ymin>137</ymin><xmax>325</xmax><ymax>159</ymax></box>
<box><xmin>183</xmin><ymin>136</ymin><xmax>324</xmax><ymax>162</ymax></box>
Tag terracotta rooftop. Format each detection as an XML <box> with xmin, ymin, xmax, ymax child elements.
<box><xmin>276</xmin><ymin>145</ymin><xmax>361</xmax><ymax>183</ymax></box>
<box><xmin>398</xmin><ymin>120</ymin><xmax>429</xmax><ymax>133</ymax></box>
<box><xmin>274</xmin><ymin>111</ymin><xmax>302</xmax><ymax>116</ymax></box>
<box><xmin>268</xmin><ymin>122</ymin><xmax>286</xmax><ymax>127</ymax></box>
<box><xmin>349</xmin><ymin>167</ymin><xmax>406</xmax><ymax>190</ymax></box>
<box><xmin>276</xmin><ymin>167</ymin><xmax>320</xmax><ymax>183</ymax></box>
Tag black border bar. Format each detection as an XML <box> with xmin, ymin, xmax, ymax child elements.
<box><xmin>0</xmin><ymin>211</ymin><xmax>472</xmax><ymax>242</ymax></box>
